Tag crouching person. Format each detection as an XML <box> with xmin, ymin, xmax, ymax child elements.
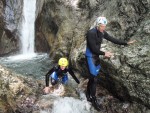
<box><xmin>44</xmin><ymin>57</ymin><xmax>80</xmax><ymax>94</ymax></box>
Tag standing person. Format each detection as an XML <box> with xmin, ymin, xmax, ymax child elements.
<box><xmin>44</xmin><ymin>57</ymin><xmax>80</xmax><ymax>94</ymax></box>
<box><xmin>85</xmin><ymin>17</ymin><xmax>135</xmax><ymax>110</ymax></box>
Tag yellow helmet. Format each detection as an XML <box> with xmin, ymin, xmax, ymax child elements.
<box><xmin>58</xmin><ymin>58</ymin><xmax>68</xmax><ymax>67</ymax></box>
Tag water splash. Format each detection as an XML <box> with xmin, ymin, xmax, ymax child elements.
<box><xmin>51</xmin><ymin>97</ymin><xmax>91</xmax><ymax>113</ymax></box>
<box><xmin>50</xmin><ymin>84</ymin><xmax>65</xmax><ymax>96</ymax></box>
<box><xmin>5</xmin><ymin>53</ymin><xmax>37</xmax><ymax>61</ymax></box>
<box><xmin>38</xmin><ymin>86</ymin><xmax>93</xmax><ymax>113</ymax></box>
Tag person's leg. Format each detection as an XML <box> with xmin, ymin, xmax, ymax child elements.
<box><xmin>61</xmin><ymin>74</ymin><xmax>68</xmax><ymax>84</ymax></box>
<box><xmin>86</xmin><ymin>75</ymin><xmax>95</xmax><ymax>101</ymax></box>
<box><xmin>50</xmin><ymin>72</ymin><xmax>58</xmax><ymax>85</ymax></box>
<box><xmin>86</xmin><ymin>56</ymin><xmax>102</xmax><ymax>110</ymax></box>
<box><xmin>86</xmin><ymin>57</ymin><xmax>92</xmax><ymax>101</ymax></box>
<box><xmin>88</xmin><ymin>75</ymin><xmax>103</xmax><ymax>110</ymax></box>
<box><xmin>90</xmin><ymin>76</ymin><xmax>97</xmax><ymax>97</ymax></box>
<box><xmin>86</xmin><ymin>56</ymin><xmax>99</xmax><ymax>98</ymax></box>
<box><xmin>86</xmin><ymin>78</ymin><xmax>92</xmax><ymax>101</ymax></box>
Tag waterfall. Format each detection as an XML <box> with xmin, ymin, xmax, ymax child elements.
<box><xmin>20</xmin><ymin>0</ymin><xmax>36</xmax><ymax>55</ymax></box>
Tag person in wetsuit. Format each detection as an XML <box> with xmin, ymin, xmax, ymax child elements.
<box><xmin>85</xmin><ymin>17</ymin><xmax>136</xmax><ymax>110</ymax></box>
<box><xmin>44</xmin><ymin>57</ymin><xmax>80</xmax><ymax>94</ymax></box>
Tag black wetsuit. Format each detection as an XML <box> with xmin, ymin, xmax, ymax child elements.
<box><xmin>85</xmin><ymin>27</ymin><xmax>127</xmax><ymax>105</ymax></box>
<box><xmin>45</xmin><ymin>66</ymin><xmax>80</xmax><ymax>87</ymax></box>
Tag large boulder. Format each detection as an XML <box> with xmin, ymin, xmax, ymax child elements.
<box><xmin>0</xmin><ymin>65</ymin><xmax>43</xmax><ymax>113</ymax></box>
<box><xmin>0</xmin><ymin>0</ymin><xmax>23</xmax><ymax>56</ymax></box>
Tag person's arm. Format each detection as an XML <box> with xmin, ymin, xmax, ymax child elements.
<box><xmin>104</xmin><ymin>31</ymin><xmax>128</xmax><ymax>45</ymax></box>
<box><xmin>87</xmin><ymin>31</ymin><xmax>105</xmax><ymax>55</ymax></box>
<box><xmin>68</xmin><ymin>68</ymin><xmax>80</xmax><ymax>84</ymax></box>
<box><xmin>45</xmin><ymin>67</ymin><xmax>55</xmax><ymax>86</ymax></box>
<box><xmin>127</xmin><ymin>40</ymin><xmax>136</xmax><ymax>44</ymax></box>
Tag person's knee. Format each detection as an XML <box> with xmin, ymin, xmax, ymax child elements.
<box><xmin>51</xmin><ymin>78</ymin><xmax>57</xmax><ymax>85</ymax></box>
<box><xmin>62</xmin><ymin>75</ymin><xmax>68</xmax><ymax>84</ymax></box>
<box><xmin>89</xmin><ymin>75</ymin><xmax>97</xmax><ymax>80</ymax></box>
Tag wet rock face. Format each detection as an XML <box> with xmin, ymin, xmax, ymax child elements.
<box><xmin>37</xmin><ymin>0</ymin><xmax>90</xmax><ymax>59</ymax></box>
<box><xmin>0</xmin><ymin>65</ymin><xmax>43</xmax><ymax>113</ymax></box>
<box><xmin>0</xmin><ymin>1</ymin><xmax>6</xmax><ymax>55</ymax></box>
<box><xmin>37</xmin><ymin>0</ymin><xmax>150</xmax><ymax>109</ymax></box>
<box><xmin>0</xmin><ymin>0</ymin><xmax>23</xmax><ymax>56</ymax></box>
<box><xmin>100</xmin><ymin>16</ymin><xmax>150</xmax><ymax>108</ymax></box>
<box><xmin>0</xmin><ymin>1</ymin><xmax>4</xmax><ymax>37</ymax></box>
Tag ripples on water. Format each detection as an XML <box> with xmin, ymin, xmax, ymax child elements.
<box><xmin>0</xmin><ymin>53</ymin><xmax>54</xmax><ymax>80</ymax></box>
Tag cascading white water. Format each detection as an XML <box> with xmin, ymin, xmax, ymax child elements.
<box><xmin>20</xmin><ymin>0</ymin><xmax>36</xmax><ymax>55</ymax></box>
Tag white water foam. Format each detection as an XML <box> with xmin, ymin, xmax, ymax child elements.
<box><xmin>51</xmin><ymin>97</ymin><xmax>91</xmax><ymax>113</ymax></box>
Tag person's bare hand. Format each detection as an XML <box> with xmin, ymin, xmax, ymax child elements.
<box><xmin>104</xmin><ymin>52</ymin><xmax>114</xmax><ymax>58</ymax></box>
<box><xmin>127</xmin><ymin>40</ymin><xmax>136</xmax><ymax>44</ymax></box>
<box><xmin>43</xmin><ymin>87</ymin><xmax>50</xmax><ymax>94</ymax></box>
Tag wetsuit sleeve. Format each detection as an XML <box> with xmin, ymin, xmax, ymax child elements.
<box><xmin>68</xmin><ymin>68</ymin><xmax>80</xmax><ymax>84</ymax></box>
<box><xmin>87</xmin><ymin>31</ymin><xmax>105</xmax><ymax>55</ymax></box>
<box><xmin>104</xmin><ymin>32</ymin><xmax>128</xmax><ymax>45</ymax></box>
<box><xmin>45</xmin><ymin>67</ymin><xmax>55</xmax><ymax>87</ymax></box>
